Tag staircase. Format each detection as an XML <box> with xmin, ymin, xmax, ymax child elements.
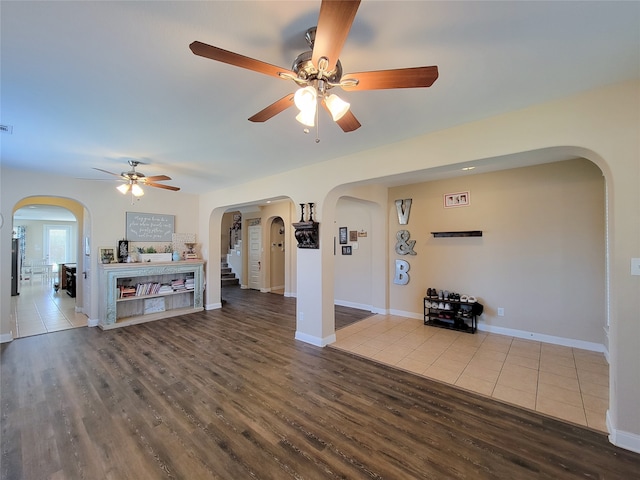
<box><xmin>221</xmin><ymin>259</ymin><xmax>239</xmax><ymax>286</ymax></box>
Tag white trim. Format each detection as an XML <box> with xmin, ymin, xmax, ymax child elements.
<box><xmin>87</xmin><ymin>317</ymin><xmax>99</xmax><ymax>327</ymax></box>
<box><xmin>477</xmin><ymin>323</ymin><xmax>606</xmax><ymax>353</ymax></box>
<box><xmin>607</xmin><ymin>410</ymin><xmax>640</xmax><ymax>454</ymax></box>
<box><xmin>371</xmin><ymin>306</ymin><xmax>388</xmax><ymax>315</ymax></box>
<box><xmin>334</xmin><ymin>299</ymin><xmax>373</xmax><ymax>312</ymax></box>
<box><xmin>260</xmin><ymin>287</ymin><xmax>271</xmax><ymax>293</ymax></box>
<box><xmin>295</xmin><ymin>331</ymin><xmax>336</xmax><ymax>347</ymax></box>
<box><xmin>0</xmin><ymin>332</ymin><xmax>14</xmax><ymax>343</ymax></box>
<box><xmin>206</xmin><ymin>302</ymin><xmax>222</xmax><ymax>310</ymax></box>
<box><xmin>284</xmin><ymin>291</ymin><xmax>296</xmax><ymax>298</ymax></box>
<box><xmin>389</xmin><ymin>308</ymin><xmax>422</xmax><ymax>320</ymax></box>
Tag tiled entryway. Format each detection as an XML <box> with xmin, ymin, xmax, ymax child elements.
<box><xmin>332</xmin><ymin>314</ymin><xmax>609</xmax><ymax>433</ymax></box>
<box><xmin>10</xmin><ymin>280</ymin><xmax>87</xmax><ymax>338</ymax></box>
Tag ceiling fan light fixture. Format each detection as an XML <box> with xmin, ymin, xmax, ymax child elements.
<box><xmin>117</xmin><ymin>183</ymin><xmax>131</xmax><ymax>195</ymax></box>
<box><xmin>325</xmin><ymin>93</ymin><xmax>350</xmax><ymax>121</ymax></box>
<box><xmin>131</xmin><ymin>183</ymin><xmax>144</xmax><ymax>197</ymax></box>
<box><xmin>294</xmin><ymin>85</ymin><xmax>317</xmax><ymax>111</ymax></box>
<box><xmin>295</xmin><ymin>108</ymin><xmax>315</xmax><ymax>127</ymax></box>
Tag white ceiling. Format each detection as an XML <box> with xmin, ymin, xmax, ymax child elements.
<box><xmin>2</xmin><ymin>1</ymin><xmax>639</xmax><ymax>196</ymax></box>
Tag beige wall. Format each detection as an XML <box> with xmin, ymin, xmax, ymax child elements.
<box><xmin>334</xmin><ymin>197</ymin><xmax>374</xmax><ymax>309</ymax></box>
<box><xmin>388</xmin><ymin>158</ymin><xmax>605</xmax><ymax>344</ymax></box>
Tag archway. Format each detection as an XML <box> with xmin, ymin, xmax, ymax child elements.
<box><xmin>11</xmin><ymin>197</ymin><xmax>88</xmax><ymax>338</ymax></box>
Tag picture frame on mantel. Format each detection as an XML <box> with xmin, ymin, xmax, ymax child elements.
<box><xmin>99</xmin><ymin>246</ymin><xmax>115</xmax><ymax>264</ymax></box>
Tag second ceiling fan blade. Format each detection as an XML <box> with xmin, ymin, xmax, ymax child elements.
<box><xmin>144</xmin><ymin>175</ymin><xmax>171</xmax><ymax>182</ymax></box>
<box><xmin>312</xmin><ymin>0</ymin><xmax>360</xmax><ymax>71</ymax></box>
<box><xmin>190</xmin><ymin>41</ymin><xmax>295</xmax><ymax>79</ymax></box>
<box><xmin>93</xmin><ymin>167</ymin><xmax>123</xmax><ymax>178</ymax></box>
<box><xmin>248</xmin><ymin>93</ymin><xmax>295</xmax><ymax>122</ymax></box>
<box><xmin>145</xmin><ymin>182</ymin><xmax>180</xmax><ymax>192</ymax></box>
<box><xmin>342</xmin><ymin>66</ymin><xmax>439</xmax><ymax>90</ymax></box>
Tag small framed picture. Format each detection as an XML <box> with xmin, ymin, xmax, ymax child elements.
<box><xmin>339</xmin><ymin>226</ymin><xmax>348</xmax><ymax>244</ymax></box>
<box><xmin>342</xmin><ymin>245</ymin><xmax>352</xmax><ymax>255</ymax></box>
<box><xmin>349</xmin><ymin>230</ymin><xmax>358</xmax><ymax>242</ymax></box>
<box><xmin>99</xmin><ymin>247</ymin><xmax>116</xmax><ymax>264</ymax></box>
<box><xmin>444</xmin><ymin>191</ymin><xmax>470</xmax><ymax>208</ymax></box>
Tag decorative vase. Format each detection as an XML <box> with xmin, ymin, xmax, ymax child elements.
<box><xmin>172</xmin><ymin>251</ymin><xmax>181</xmax><ymax>261</ymax></box>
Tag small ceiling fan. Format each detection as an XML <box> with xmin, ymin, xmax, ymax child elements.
<box><xmin>93</xmin><ymin>160</ymin><xmax>180</xmax><ymax>198</ymax></box>
<box><xmin>189</xmin><ymin>0</ymin><xmax>438</xmax><ymax>134</ymax></box>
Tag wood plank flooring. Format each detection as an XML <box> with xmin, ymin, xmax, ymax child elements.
<box><xmin>2</xmin><ymin>286</ymin><xmax>639</xmax><ymax>479</ymax></box>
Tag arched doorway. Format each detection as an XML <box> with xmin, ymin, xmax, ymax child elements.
<box><xmin>11</xmin><ymin>198</ymin><xmax>88</xmax><ymax>338</ymax></box>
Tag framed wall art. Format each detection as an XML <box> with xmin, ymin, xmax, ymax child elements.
<box><xmin>99</xmin><ymin>246</ymin><xmax>115</xmax><ymax>264</ymax></box>
<box><xmin>342</xmin><ymin>245</ymin><xmax>352</xmax><ymax>255</ymax></box>
<box><xmin>339</xmin><ymin>226</ymin><xmax>348</xmax><ymax>244</ymax></box>
<box><xmin>444</xmin><ymin>191</ymin><xmax>470</xmax><ymax>208</ymax></box>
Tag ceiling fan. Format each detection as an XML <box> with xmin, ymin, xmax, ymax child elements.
<box><xmin>93</xmin><ymin>160</ymin><xmax>180</xmax><ymax>198</ymax></box>
<box><xmin>189</xmin><ymin>0</ymin><xmax>438</xmax><ymax>134</ymax></box>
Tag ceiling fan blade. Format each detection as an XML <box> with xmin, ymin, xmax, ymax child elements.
<box><xmin>144</xmin><ymin>175</ymin><xmax>171</xmax><ymax>182</ymax></box>
<box><xmin>342</xmin><ymin>66</ymin><xmax>439</xmax><ymax>90</ymax></box>
<box><xmin>145</xmin><ymin>182</ymin><xmax>180</xmax><ymax>192</ymax></box>
<box><xmin>190</xmin><ymin>41</ymin><xmax>295</xmax><ymax>79</ymax></box>
<box><xmin>248</xmin><ymin>93</ymin><xmax>295</xmax><ymax>122</ymax></box>
<box><xmin>92</xmin><ymin>167</ymin><xmax>123</xmax><ymax>178</ymax></box>
<box><xmin>312</xmin><ymin>0</ymin><xmax>360</xmax><ymax>71</ymax></box>
<box><xmin>320</xmin><ymin>99</ymin><xmax>361</xmax><ymax>132</ymax></box>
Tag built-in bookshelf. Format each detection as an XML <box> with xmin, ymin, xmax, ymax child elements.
<box><xmin>98</xmin><ymin>260</ymin><xmax>204</xmax><ymax>329</ymax></box>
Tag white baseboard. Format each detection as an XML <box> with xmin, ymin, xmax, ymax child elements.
<box><xmin>607</xmin><ymin>410</ymin><xmax>640</xmax><ymax>453</ymax></box>
<box><xmin>389</xmin><ymin>308</ymin><xmax>422</xmax><ymax>320</ymax></box>
<box><xmin>477</xmin><ymin>323</ymin><xmax>606</xmax><ymax>353</ymax></box>
<box><xmin>87</xmin><ymin>318</ymin><xmax>99</xmax><ymax>327</ymax></box>
<box><xmin>295</xmin><ymin>331</ymin><xmax>336</xmax><ymax>347</ymax></box>
<box><xmin>0</xmin><ymin>332</ymin><xmax>14</xmax><ymax>343</ymax></box>
<box><xmin>205</xmin><ymin>302</ymin><xmax>222</xmax><ymax>310</ymax></box>
<box><xmin>334</xmin><ymin>299</ymin><xmax>374</xmax><ymax>312</ymax></box>
<box><xmin>284</xmin><ymin>291</ymin><xmax>296</xmax><ymax>298</ymax></box>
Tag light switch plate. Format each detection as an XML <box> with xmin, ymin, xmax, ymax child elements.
<box><xmin>632</xmin><ymin>258</ymin><xmax>640</xmax><ymax>276</ymax></box>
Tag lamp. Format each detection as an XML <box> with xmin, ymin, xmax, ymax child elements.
<box><xmin>131</xmin><ymin>183</ymin><xmax>144</xmax><ymax>197</ymax></box>
<box><xmin>294</xmin><ymin>86</ymin><xmax>317</xmax><ymax>111</ymax></box>
<box><xmin>295</xmin><ymin>108</ymin><xmax>316</xmax><ymax>127</ymax></box>
<box><xmin>117</xmin><ymin>183</ymin><xmax>130</xmax><ymax>195</ymax></box>
<box><xmin>117</xmin><ymin>181</ymin><xmax>144</xmax><ymax>197</ymax></box>
<box><xmin>324</xmin><ymin>93</ymin><xmax>350</xmax><ymax>121</ymax></box>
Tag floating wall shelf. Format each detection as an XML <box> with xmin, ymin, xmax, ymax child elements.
<box><xmin>431</xmin><ymin>231</ymin><xmax>483</xmax><ymax>238</ymax></box>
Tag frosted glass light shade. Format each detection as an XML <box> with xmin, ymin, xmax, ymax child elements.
<box><xmin>117</xmin><ymin>183</ymin><xmax>131</xmax><ymax>194</ymax></box>
<box><xmin>131</xmin><ymin>183</ymin><xmax>144</xmax><ymax>197</ymax></box>
<box><xmin>295</xmin><ymin>108</ymin><xmax>315</xmax><ymax>127</ymax></box>
<box><xmin>294</xmin><ymin>86</ymin><xmax>317</xmax><ymax>111</ymax></box>
<box><xmin>325</xmin><ymin>94</ymin><xmax>350</xmax><ymax>121</ymax></box>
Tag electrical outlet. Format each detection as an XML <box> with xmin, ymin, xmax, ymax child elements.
<box><xmin>497</xmin><ymin>307</ymin><xmax>505</xmax><ymax>317</ymax></box>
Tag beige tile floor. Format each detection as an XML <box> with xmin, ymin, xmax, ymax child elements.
<box><xmin>332</xmin><ymin>314</ymin><xmax>609</xmax><ymax>433</ymax></box>
<box><xmin>10</xmin><ymin>278</ymin><xmax>87</xmax><ymax>338</ymax></box>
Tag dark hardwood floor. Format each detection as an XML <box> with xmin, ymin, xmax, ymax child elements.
<box><xmin>2</xmin><ymin>286</ymin><xmax>639</xmax><ymax>479</ymax></box>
